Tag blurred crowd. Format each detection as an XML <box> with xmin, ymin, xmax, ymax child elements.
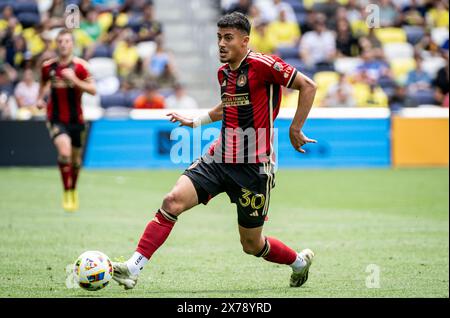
<box><xmin>223</xmin><ymin>0</ymin><xmax>449</xmax><ymax>109</ymax></box>
<box><xmin>0</xmin><ymin>0</ymin><xmax>198</xmax><ymax>120</ymax></box>
<box><xmin>1</xmin><ymin>0</ymin><xmax>449</xmax><ymax>121</ymax></box>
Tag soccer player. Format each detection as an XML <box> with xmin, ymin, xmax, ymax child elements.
<box><xmin>113</xmin><ymin>12</ymin><xmax>318</xmax><ymax>289</ymax></box>
<box><xmin>37</xmin><ymin>29</ymin><xmax>96</xmax><ymax>212</ymax></box>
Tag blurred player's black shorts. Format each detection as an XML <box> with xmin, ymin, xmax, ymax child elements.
<box><xmin>183</xmin><ymin>153</ymin><xmax>275</xmax><ymax>228</ymax></box>
<box><xmin>46</xmin><ymin>122</ymin><xmax>87</xmax><ymax>148</ymax></box>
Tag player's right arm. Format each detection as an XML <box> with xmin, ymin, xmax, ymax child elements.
<box><xmin>36</xmin><ymin>60</ymin><xmax>53</xmax><ymax>109</ymax></box>
<box><xmin>167</xmin><ymin>102</ymin><xmax>223</xmax><ymax>128</ymax></box>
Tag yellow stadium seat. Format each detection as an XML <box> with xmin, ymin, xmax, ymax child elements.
<box><xmin>374</xmin><ymin>28</ymin><xmax>407</xmax><ymax>44</ymax></box>
<box><xmin>390</xmin><ymin>57</ymin><xmax>416</xmax><ymax>84</ymax></box>
<box><xmin>313</xmin><ymin>71</ymin><xmax>340</xmax><ymax>107</ymax></box>
<box><xmin>352</xmin><ymin>83</ymin><xmax>388</xmax><ymax>108</ymax></box>
<box><xmin>303</xmin><ymin>0</ymin><xmax>348</xmax><ymax>9</ymax></box>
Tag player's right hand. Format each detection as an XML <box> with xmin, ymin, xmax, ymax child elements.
<box><xmin>36</xmin><ymin>98</ymin><xmax>46</xmax><ymax>109</ymax></box>
<box><xmin>166</xmin><ymin>112</ymin><xmax>194</xmax><ymax>128</ymax></box>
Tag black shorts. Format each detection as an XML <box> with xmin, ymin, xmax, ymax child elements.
<box><xmin>46</xmin><ymin>122</ymin><xmax>87</xmax><ymax>148</ymax></box>
<box><xmin>183</xmin><ymin>153</ymin><xmax>275</xmax><ymax>228</ymax></box>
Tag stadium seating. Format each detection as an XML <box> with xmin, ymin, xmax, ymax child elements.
<box><xmin>92</xmin><ymin>44</ymin><xmax>113</xmax><ymax>58</ymax></box>
<box><xmin>137</xmin><ymin>41</ymin><xmax>157</xmax><ymax>60</ymax></box>
<box><xmin>390</xmin><ymin>57</ymin><xmax>416</xmax><ymax>84</ymax></box>
<box><xmin>403</xmin><ymin>25</ymin><xmax>425</xmax><ymax>45</ymax></box>
<box><xmin>88</xmin><ymin>57</ymin><xmax>118</xmax><ymax>80</ymax></box>
<box><xmin>276</xmin><ymin>46</ymin><xmax>300</xmax><ymax>60</ymax></box>
<box><xmin>383</xmin><ymin>42</ymin><xmax>414</xmax><ymax>60</ymax></box>
<box><xmin>334</xmin><ymin>57</ymin><xmax>363</xmax><ymax>75</ymax></box>
<box><xmin>313</xmin><ymin>71</ymin><xmax>340</xmax><ymax>107</ymax></box>
<box><xmin>375</xmin><ymin>28</ymin><xmax>407</xmax><ymax>44</ymax></box>
<box><xmin>96</xmin><ymin>76</ymin><xmax>120</xmax><ymax>96</ymax></box>
<box><xmin>431</xmin><ymin>27</ymin><xmax>450</xmax><ymax>47</ymax></box>
<box><xmin>421</xmin><ymin>56</ymin><xmax>447</xmax><ymax>79</ymax></box>
<box><xmin>410</xmin><ymin>89</ymin><xmax>436</xmax><ymax>106</ymax></box>
<box><xmin>16</xmin><ymin>12</ymin><xmax>40</xmax><ymax>29</ymax></box>
<box><xmin>100</xmin><ymin>92</ymin><xmax>127</xmax><ymax>108</ymax></box>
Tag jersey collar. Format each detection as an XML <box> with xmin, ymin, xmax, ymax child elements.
<box><xmin>229</xmin><ymin>49</ymin><xmax>251</xmax><ymax>71</ymax></box>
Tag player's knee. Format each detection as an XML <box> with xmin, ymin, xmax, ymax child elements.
<box><xmin>57</xmin><ymin>155</ymin><xmax>71</xmax><ymax>164</ymax></box>
<box><xmin>240</xmin><ymin>238</ymin><xmax>261</xmax><ymax>255</ymax></box>
<box><xmin>162</xmin><ymin>191</ymin><xmax>185</xmax><ymax>216</ymax></box>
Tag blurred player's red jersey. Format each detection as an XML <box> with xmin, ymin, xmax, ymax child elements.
<box><xmin>41</xmin><ymin>57</ymin><xmax>92</xmax><ymax>125</ymax></box>
<box><xmin>210</xmin><ymin>50</ymin><xmax>298</xmax><ymax>164</ymax></box>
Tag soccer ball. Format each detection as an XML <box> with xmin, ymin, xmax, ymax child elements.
<box><xmin>73</xmin><ymin>251</ymin><xmax>113</xmax><ymax>291</ymax></box>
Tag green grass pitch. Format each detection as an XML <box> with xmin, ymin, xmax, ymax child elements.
<box><xmin>0</xmin><ymin>167</ymin><xmax>448</xmax><ymax>298</ymax></box>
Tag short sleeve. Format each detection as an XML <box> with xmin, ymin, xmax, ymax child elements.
<box><xmin>76</xmin><ymin>62</ymin><xmax>92</xmax><ymax>81</ymax></box>
<box><xmin>41</xmin><ymin>65</ymin><xmax>49</xmax><ymax>82</ymax></box>
<box><xmin>253</xmin><ymin>54</ymin><xmax>298</xmax><ymax>88</ymax></box>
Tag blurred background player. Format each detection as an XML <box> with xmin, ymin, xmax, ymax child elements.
<box><xmin>112</xmin><ymin>12</ymin><xmax>317</xmax><ymax>290</ymax></box>
<box><xmin>37</xmin><ymin>29</ymin><xmax>96</xmax><ymax>212</ymax></box>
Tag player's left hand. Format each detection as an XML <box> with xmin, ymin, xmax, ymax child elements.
<box><xmin>60</xmin><ymin>68</ymin><xmax>78</xmax><ymax>83</ymax></box>
<box><xmin>289</xmin><ymin>127</ymin><xmax>317</xmax><ymax>153</ymax></box>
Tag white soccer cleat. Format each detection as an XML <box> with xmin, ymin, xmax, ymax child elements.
<box><xmin>290</xmin><ymin>249</ymin><xmax>314</xmax><ymax>287</ymax></box>
<box><xmin>112</xmin><ymin>262</ymin><xmax>138</xmax><ymax>290</ymax></box>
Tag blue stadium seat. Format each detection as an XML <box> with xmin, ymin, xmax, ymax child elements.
<box><xmin>410</xmin><ymin>89</ymin><xmax>436</xmax><ymax>106</ymax></box>
<box><xmin>100</xmin><ymin>92</ymin><xmax>128</xmax><ymax>108</ymax></box>
<box><xmin>288</xmin><ymin>1</ymin><xmax>305</xmax><ymax>13</ymax></box>
<box><xmin>378</xmin><ymin>76</ymin><xmax>396</xmax><ymax>89</ymax></box>
<box><xmin>295</xmin><ymin>12</ymin><xmax>307</xmax><ymax>24</ymax></box>
<box><xmin>92</xmin><ymin>44</ymin><xmax>113</xmax><ymax>58</ymax></box>
<box><xmin>13</xmin><ymin>1</ymin><xmax>39</xmax><ymax>15</ymax></box>
<box><xmin>16</xmin><ymin>12</ymin><xmax>40</xmax><ymax>28</ymax></box>
<box><xmin>276</xmin><ymin>46</ymin><xmax>299</xmax><ymax>60</ymax></box>
<box><xmin>65</xmin><ymin>0</ymin><xmax>82</xmax><ymax>5</ymax></box>
<box><xmin>403</xmin><ymin>25</ymin><xmax>425</xmax><ymax>45</ymax></box>
<box><xmin>125</xmin><ymin>90</ymin><xmax>143</xmax><ymax>108</ymax></box>
<box><xmin>0</xmin><ymin>1</ymin><xmax>14</xmax><ymax>13</ymax></box>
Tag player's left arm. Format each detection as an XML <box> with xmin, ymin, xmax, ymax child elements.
<box><xmin>288</xmin><ymin>71</ymin><xmax>318</xmax><ymax>153</ymax></box>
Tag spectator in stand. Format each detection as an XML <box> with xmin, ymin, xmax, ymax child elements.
<box><xmin>14</xmin><ymin>68</ymin><xmax>39</xmax><ymax>111</ymax></box>
<box><xmin>224</xmin><ymin>0</ymin><xmax>253</xmax><ymax>15</ymax></box>
<box><xmin>266</xmin><ymin>9</ymin><xmax>301</xmax><ymax>49</ymax></box>
<box><xmin>0</xmin><ymin>65</ymin><xmax>15</xmax><ymax>119</ymax></box>
<box><xmin>405</xmin><ymin>54</ymin><xmax>432</xmax><ymax>94</ymax></box>
<box><xmin>432</xmin><ymin>48</ymin><xmax>449</xmax><ymax>106</ymax></box>
<box><xmin>80</xmin><ymin>7</ymin><xmax>102</xmax><ymax>42</ymax></box>
<box><xmin>265</xmin><ymin>0</ymin><xmax>297</xmax><ymax>23</ymax></box>
<box><xmin>135</xmin><ymin>2</ymin><xmax>163</xmax><ymax>42</ymax></box>
<box><xmin>354</xmin><ymin>49</ymin><xmax>392</xmax><ymax>84</ymax></box>
<box><xmin>134</xmin><ymin>81</ymin><xmax>165</xmax><ymax>109</ymax></box>
<box><xmin>299</xmin><ymin>13</ymin><xmax>336</xmax><ymax>69</ymax></box>
<box><xmin>124</xmin><ymin>57</ymin><xmax>152</xmax><ymax>90</ymax></box>
<box><xmin>314</xmin><ymin>0</ymin><xmax>341</xmax><ymax>29</ymax></box>
<box><xmin>249</xmin><ymin>19</ymin><xmax>275</xmax><ymax>54</ymax></box>
<box><xmin>113</xmin><ymin>28</ymin><xmax>139</xmax><ymax>78</ymax></box>
<box><xmin>145</xmin><ymin>37</ymin><xmax>177</xmax><ymax>88</ymax></box>
<box><xmin>335</xmin><ymin>18</ymin><xmax>359</xmax><ymax>57</ymax></box>
<box><xmin>426</xmin><ymin>0</ymin><xmax>449</xmax><ymax>28</ymax></box>
<box><xmin>415</xmin><ymin>31</ymin><xmax>442</xmax><ymax>55</ymax></box>
<box><xmin>45</xmin><ymin>0</ymin><xmax>66</xmax><ymax>28</ymax></box>
<box><xmin>379</xmin><ymin>0</ymin><xmax>402</xmax><ymax>27</ymax></box>
<box><xmin>0</xmin><ymin>5</ymin><xmax>22</xmax><ymax>36</ymax></box>
<box><xmin>401</xmin><ymin>0</ymin><xmax>427</xmax><ymax>26</ymax></box>
<box><xmin>299</xmin><ymin>9</ymin><xmax>317</xmax><ymax>34</ymax></box>
<box><xmin>322</xmin><ymin>73</ymin><xmax>356</xmax><ymax>107</ymax></box>
<box><xmin>165</xmin><ymin>83</ymin><xmax>199</xmax><ymax>109</ymax></box>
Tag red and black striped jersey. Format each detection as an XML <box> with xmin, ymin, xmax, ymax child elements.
<box><xmin>41</xmin><ymin>57</ymin><xmax>92</xmax><ymax>125</ymax></box>
<box><xmin>209</xmin><ymin>50</ymin><xmax>298</xmax><ymax>164</ymax></box>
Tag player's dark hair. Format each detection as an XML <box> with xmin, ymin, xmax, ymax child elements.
<box><xmin>217</xmin><ymin>12</ymin><xmax>251</xmax><ymax>35</ymax></box>
<box><xmin>56</xmin><ymin>28</ymin><xmax>75</xmax><ymax>41</ymax></box>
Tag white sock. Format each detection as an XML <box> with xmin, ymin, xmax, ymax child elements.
<box><xmin>126</xmin><ymin>252</ymin><xmax>148</xmax><ymax>276</ymax></box>
<box><xmin>290</xmin><ymin>253</ymin><xmax>307</xmax><ymax>272</ymax></box>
